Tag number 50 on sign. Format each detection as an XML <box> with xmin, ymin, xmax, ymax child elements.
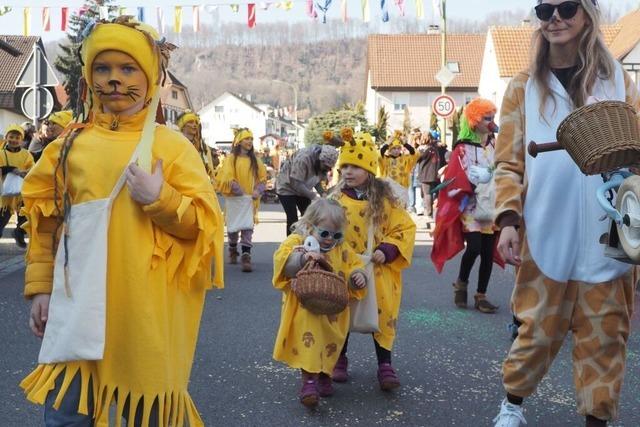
<box><xmin>432</xmin><ymin>94</ymin><xmax>456</xmax><ymax>118</ymax></box>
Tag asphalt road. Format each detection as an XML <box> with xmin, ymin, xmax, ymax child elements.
<box><xmin>1</xmin><ymin>204</ymin><xmax>639</xmax><ymax>426</ymax></box>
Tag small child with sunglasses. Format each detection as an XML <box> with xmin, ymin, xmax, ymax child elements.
<box><xmin>272</xmin><ymin>198</ymin><xmax>367</xmax><ymax>408</ymax></box>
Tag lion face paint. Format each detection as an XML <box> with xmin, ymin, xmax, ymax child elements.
<box><xmin>91</xmin><ymin>50</ymin><xmax>148</xmax><ymax>116</ymax></box>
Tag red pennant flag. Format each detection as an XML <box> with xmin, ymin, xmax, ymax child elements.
<box><xmin>42</xmin><ymin>7</ymin><xmax>51</xmax><ymax>32</ymax></box>
<box><xmin>61</xmin><ymin>7</ymin><xmax>68</xmax><ymax>31</ymax></box>
<box><xmin>248</xmin><ymin>3</ymin><xmax>256</xmax><ymax>28</ymax></box>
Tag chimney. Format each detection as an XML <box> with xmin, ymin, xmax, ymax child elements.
<box><xmin>427</xmin><ymin>25</ymin><xmax>440</xmax><ymax>35</ymax></box>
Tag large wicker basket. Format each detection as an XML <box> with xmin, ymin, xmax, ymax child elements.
<box><xmin>293</xmin><ymin>259</ymin><xmax>348</xmax><ymax>315</ymax></box>
<box><xmin>556</xmin><ymin>101</ymin><xmax>640</xmax><ymax>175</ymax></box>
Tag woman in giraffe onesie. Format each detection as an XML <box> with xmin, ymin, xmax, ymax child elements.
<box><xmin>492</xmin><ymin>1</ymin><xmax>639</xmax><ymax>427</ymax></box>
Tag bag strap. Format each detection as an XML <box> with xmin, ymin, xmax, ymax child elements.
<box><xmin>365</xmin><ymin>220</ymin><xmax>374</xmax><ymax>257</ymax></box>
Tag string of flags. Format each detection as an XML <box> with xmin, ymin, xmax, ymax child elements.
<box><xmin>10</xmin><ymin>0</ymin><xmax>440</xmax><ymax>35</ymax></box>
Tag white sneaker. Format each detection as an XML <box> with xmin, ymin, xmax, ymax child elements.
<box><xmin>493</xmin><ymin>398</ymin><xmax>527</xmax><ymax>427</ymax></box>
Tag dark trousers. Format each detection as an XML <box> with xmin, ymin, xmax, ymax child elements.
<box><xmin>458</xmin><ymin>232</ymin><xmax>496</xmax><ymax>294</ymax></box>
<box><xmin>340</xmin><ymin>333</ymin><xmax>392</xmax><ymax>364</ymax></box>
<box><xmin>278</xmin><ymin>194</ymin><xmax>312</xmax><ymax>236</ymax></box>
<box><xmin>0</xmin><ymin>207</ymin><xmax>26</xmax><ymax>239</ymax></box>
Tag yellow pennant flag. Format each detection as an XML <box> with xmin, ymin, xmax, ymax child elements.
<box><xmin>174</xmin><ymin>6</ymin><xmax>182</xmax><ymax>33</ymax></box>
<box><xmin>361</xmin><ymin>0</ymin><xmax>370</xmax><ymax>22</ymax></box>
<box><xmin>23</xmin><ymin>7</ymin><xmax>31</xmax><ymax>36</ymax></box>
<box><xmin>416</xmin><ymin>0</ymin><xmax>424</xmax><ymax>19</ymax></box>
<box><xmin>283</xmin><ymin>1</ymin><xmax>293</xmax><ymax>10</ymax></box>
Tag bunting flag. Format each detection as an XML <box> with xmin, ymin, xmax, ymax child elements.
<box><xmin>316</xmin><ymin>0</ymin><xmax>332</xmax><ymax>24</ymax></box>
<box><xmin>260</xmin><ymin>2</ymin><xmax>270</xmax><ymax>10</ymax></box>
<box><xmin>157</xmin><ymin>7</ymin><xmax>165</xmax><ymax>33</ymax></box>
<box><xmin>380</xmin><ymin>0</ymin><xmax>389</xmax><ymax>22</ymax></box>
<box><xmin>306</xmin><ymin>0</ymin><xmax>317</xmax><ymax>19</ymax></box>
<box><xmin>416</xmin><ymin>0</ymin><xmax>424</xmax><ymax>19</ymax></box>
<box><xmin>361</xmin><ymin>0</ymin><xmax>370</xmax><ymax>23</ymax></box>
<box><xmin>230</xmin><ymin>4</ymin><xmax>240</xmax><ymax>12</ymax></box>
<box><xmin>341</xmin><ymin>0</ymin><xmax>348</xmax><ymax>22</ymax></box>
<box><xmin>174</xmin><ymin>6</ymin><xmax>182</xmax><ymax>33</ymax></box>
<box><xmin>99</xmin><ymin>6</ymin><xmax>109</xmax><ymax>20</ymax></box>
<box><xmin>283</xmin><ymin>1</ymin><xmax>294</xmax><ymax>10</ymax></box>
<box><xmin>248</xmin><ymin>3</ymin><xmax>256</xmax><ymax>28</ymax></box>
<box><xmin>395</xmin><ymin>0</ymin><xmax>405</xmax><ymax>16</ymax></box>
<box><xmin>138</xmin><ymin>7</ymin><xmax>145</xmax><ymax>23</ymax></box>
<box><xmin>61</xmin><ymin>7</ymin><xmax>68</xmax><ymax>31</ymax></box>
<box><xmin>42</xmin><ymin>7</ymin><xmax>50</xmax><ymax>32</ymax></box>
<box><xmin>23</xmin><ymin>7</ymin><xmax>30</xmax><ymax>36</ymax></box>
<box><xmin>193</xmin><ymin>6</ymin><xmax>200</xmax><ymax>32</ymax></box>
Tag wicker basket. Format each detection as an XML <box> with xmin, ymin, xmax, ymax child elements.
<box><xmin>293</xmin><ymin>259</ymin><xmax>348</xmax><ymax>315</ymax></box>
<box><xmin>556</xmin><ymin>101</ymin><xmax>640</xmax><ymax>175</ymax></box>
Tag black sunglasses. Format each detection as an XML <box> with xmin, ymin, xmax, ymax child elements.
<box><xmin>535</xmin><ymin>1</ymin><xmax>581</xmax><ymax>22</ymax></box>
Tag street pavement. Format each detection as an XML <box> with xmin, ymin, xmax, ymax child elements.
<box><xmin>1</xmin><ymin>204</ymin><xmax>639</xmax><ymax>427</ymax></box>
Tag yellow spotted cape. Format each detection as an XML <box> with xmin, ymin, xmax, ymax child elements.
<box><xmin>273</xmin><ymin>234</ymin><xmax>365</xmax><ymax>374</ymax></box>
<box><xmin>19</xmin><ymin>108</ymin><xmax>224</xmax><ymax>427</ymax></box>
<box><xmin>335</xmin><ymin>192</ymin><xmax>416</xmax><ymax>350</ymax></box>
<box><xmin>378</xmin><ymin>153</ymin><xmax>419</xmax><ymax>188</ymax></box>
<box><xmin>0</xmin><ymin>147</ymin><xmax>34</xmax><ymax>213</ymax></box>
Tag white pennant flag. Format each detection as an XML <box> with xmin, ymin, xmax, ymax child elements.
<box><xmin>432</xmin><ymin>0</ymin><xmax>442</xmax><ymax>20</ymax></box>
<box><xmin>157</xmin><ymin>7</ymin><xmax>165</xmax><ymax>33</ymax></box>
<box><xmin>99</xmin><ymin>6</ymin><xmax>109</xmax><ymax>20</ymax></box>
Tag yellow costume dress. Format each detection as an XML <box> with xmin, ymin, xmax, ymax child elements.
<box><xmin>19</xmin><ymin>109</ymin><xmax>224</xmax><ymax>426</ymax></box>
<box><xmin>216</xmin><ymin>154</ymin><xmax>267</xmax><ymax>222</ymax></box>
<box><xmin>378</xmin><ymin>153</ymin><xmax>419</xmax><ymax>189</ymax></box>
<box><xmin>335</xmin><ymin>194</ymin><xmax>416</xmax><ymax>350</ymax></box>
<box><xmin>273</xmin><ymin>234</ymin><xmax>365</xmax><ymax>374</ymax></box>
<box><xmin>0</xmin><ymin>147</ymin><xmax>34</xmax><ymax>213</ymax></box>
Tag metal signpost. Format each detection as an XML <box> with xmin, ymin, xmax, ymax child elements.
<box><xmin>15</xmin><ymin>43</ymin><xmax>59</xmax><ymax>126</ymax></box>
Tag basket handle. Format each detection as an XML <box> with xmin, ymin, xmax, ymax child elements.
<box><xmin>527</xmin><ymin>141</ymin><xmax>564</xmax><ymax>158</ymax></box>
<box><xmin>300</xmin><ymin>256</ymin><xmax>334</xmax><ymax>273</ymax></box>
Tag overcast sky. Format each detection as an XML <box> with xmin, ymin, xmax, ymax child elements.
<box><xmin>1</xmin><ymin>0</ymin><xmax>637</xmax><ymax>41</ymax></box>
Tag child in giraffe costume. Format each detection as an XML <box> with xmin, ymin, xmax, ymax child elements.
<box><xmin>378</xmin><ymin>130</ymin><xmax>419</xmax><ymax>189</ymax></box>
<box><xmin>329</xmin><ymin>130</ymin><xmax>416</xmax><ymax>391</ymax></box>
<box><xmin>492</xmin><ymin>1</ymin><xmax>639</xmax><ymax>426</ymax></box>
<box><xmin>272</xmin><ymin>198</ymin><xmax>367</xmax><ymax>408</ymax></box>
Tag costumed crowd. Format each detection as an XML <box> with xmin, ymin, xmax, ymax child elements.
<box><xmin>0</xmin><ymin>1</ymin><xmax>637</xmax><ymax>426</ymax></box>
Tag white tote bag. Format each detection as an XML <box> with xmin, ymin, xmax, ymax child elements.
<box><xmin>349</xmin><ymin>223</ymin><xmax>380</xmax><ymax>333</ymax></box>
<box><xmin>1</xmin><ymin>172</ymin><xmax>24</xmax><ymax>196</ymax></box>
<box><xmin>473</xmin><ymin>180</ymin><xmax>496</xmax><ymax>222</ymax></box>
<box><xmin>225</xmin><ymin>195</ymin><xmax>254</xmax><ymax>233</ymax></box>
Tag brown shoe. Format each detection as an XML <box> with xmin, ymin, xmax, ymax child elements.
<box><xmin>241</xmin><ymin>253</ymin><xmax>253</xmax><ymax>272</ymax></box>
<box><xmin>474</xmin><ymin>293</ymin><xmax>498</xmax><ymax>314</ymax></box>
<box><xmin>229</xmin><ymin>247</ymin><xmax>239</xmax><ymax>264</ymax></box>
<box><xmin>453</xmin><ymin>280</ymin><xmax>468</xmax><ymax>308</ymax></box>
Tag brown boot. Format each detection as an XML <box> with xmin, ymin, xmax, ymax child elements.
<box><xmin>474</xmin><ymin>293</ymin><xmax>498</xmax><ymax>314</ymax></box>
<box><xmin>452</xmin><ymin>280</ymin><xmax>468</xmax><ymax>308</ymax></box>
<box><xmin>228</xmin><ymin>246</ymin><xmax>239</xmax><ymax>264</ymax></box>
<box><xmin>241</xmin><ymin>253</ymin><xmax>252</xmax><ymax>272</ymax></box>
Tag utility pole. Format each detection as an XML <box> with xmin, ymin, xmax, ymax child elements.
<box><xmin>440</xmin><ymin>0</ymin><xmax>447</xmax><ymax>148</ymax></box>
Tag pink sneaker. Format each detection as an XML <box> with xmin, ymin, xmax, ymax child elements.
<box><xmin>299</xmin><ymin>379</ymin><xmax>319</xmax><ymax>407</ymax></box>
<box><xmin>332</xmin><ymin>355</ymin><xmax>348</xmax><ymax>382</ymax></box>
<box><xmin>377</xmin><ymin>363</ymin><xmax>400</xmax><ymax>391</ymax></box>
<box><xmin>317</xmin><ymin>373</ymin><xmax>334</xmax><ymax>397</ymax></box>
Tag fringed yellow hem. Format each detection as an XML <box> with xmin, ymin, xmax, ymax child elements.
<box><xmin>150</xmin><ymin>193</ymin><xmax>224</xmax><ymax>291</ymax></box>
<box><xmin>20</xmin><ymin>364</ymin><xmax>204</xmax><ymax>427</ymax></box>
<box><xmin>0</xmin><ymin>196</ymin><xmax>22</xmax><ymax>215</ymax></box>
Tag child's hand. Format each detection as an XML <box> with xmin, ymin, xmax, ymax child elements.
<box><xmin>251</xmin><ymin>190</ymin><xmax>261</xmax><ymax>200</ymax></box>
<box><xmin>230</xmin><ymin>181</ymin><xmax>244</xmax><ymax>196</ymax></box>
<box><xmin>304</xmin><ymin>252</ymin><xmax>325</xmax><ymax>262</ymax></box>
<box><xmin>126</xmin><ymin>160</ymin><xmax>163</xmax><ymax>205</ymax></box>
<box><xmin>29</xmin><ymin>294</ymin><xmax>50</xmax><ymax>338</ymax></box>
<box><xmin>351</xmin><ymin>272</ymin><xmax>367</xmax><ymax>289</ymax></box>
<box><xmin>372</xmin><ymin>249</ymin><xmax>386</xmax><ymax>264</ymax></box>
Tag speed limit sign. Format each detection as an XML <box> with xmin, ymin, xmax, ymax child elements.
<box><xmin>432</xmin><ymin>94</ymin><xmax>456</xmax><ymax>118</ymax></box>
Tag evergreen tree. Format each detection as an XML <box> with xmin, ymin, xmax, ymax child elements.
<box><xmin>55</xmin><ymin>0</ymin><xmax>113</xmax><ymax>111</ymax></box>
<box><xmin>372</xmin><ymin>106</ymin><xmax>389</xmax><ymax>144</ymax></box>
<box><xmin>304</xmin><ymin>104</ymin><xmax>374</xmax><ymax>146</ymax></box>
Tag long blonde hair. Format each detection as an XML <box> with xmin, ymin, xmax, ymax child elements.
<box><xmin>532</xmin><ymin>0</ymin><xmax>616</xmax><ymax>117</ymax></box>
<box><xmin>329</xmin><ymin>172</ymin><xmax>400</xmax><ymax>228</ymax></box>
